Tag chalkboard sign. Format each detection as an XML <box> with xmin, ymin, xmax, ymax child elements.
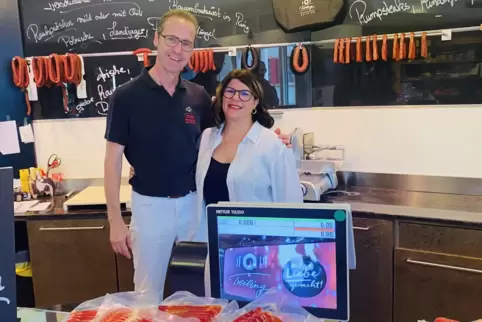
<box><xmin>0</xmin><ymin>167</ymin><xmax>16</xmax><ymax>322</ymax></box>
<box><xmin>345</xmin><ymin>0</ymin><xmax>482</xmax><ymax>31</ymax></box>
<box><xmin>31</xmin><ymin>55</ymin><xmax>142</xmax><ymax>119</ymax></box>
<box><xmin>19</xmin><ymin>0</ymin><xmax>309</xmax><ymax>57</ymax></box>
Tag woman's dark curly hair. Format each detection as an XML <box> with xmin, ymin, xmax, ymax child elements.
<box><xmin>213</xmin><ymin>69</ymin><xmax>274</xmax><ymax>129</ymax></box>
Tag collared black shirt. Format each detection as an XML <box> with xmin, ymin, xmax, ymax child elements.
<box><xmin>105</xmin><ymin>66</ymin><xmax>214</xmax><ymax>197</ymax></box>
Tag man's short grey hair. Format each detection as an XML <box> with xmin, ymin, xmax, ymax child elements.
<box><xmin>156</xmin><ymin>9</ymin><xmax>199</xmax><ymax>34</ymax></box>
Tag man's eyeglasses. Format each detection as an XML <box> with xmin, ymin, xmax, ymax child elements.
<box><xmin>160</xmin><ymin>34</ymin><xmax>194</xmax><ymax>52</ymax></box>
<box><xmin>223</xmin><ymin>87</ymin><xmax>253</xmax><ymax>102</ymax></box>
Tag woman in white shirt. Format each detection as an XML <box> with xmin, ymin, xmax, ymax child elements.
<box><xmin>196</xmin><ymin>70</ymin><xmax>303</xmax><ymax>297</ymax></box>
<box><xmin>195</xmin><ymin>69</ymin><xmax>303</xmax><ymax>241</ymax></box>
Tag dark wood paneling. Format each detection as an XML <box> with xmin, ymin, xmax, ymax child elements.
<box><xmin>399</xmin><ymin>222</ymin><xmax>482</xmax><ymax>259</ymax></box>
<box><xmin>394</xmin><ymin>248</ymin><xmax>482</xmax><ymax>322</ymax></box>
<box><xmin>27</xmin><ymin>219</ymin><xmax>117</xmax><ymax>307</ymax></box>
<box><xmin>349</xmin><ymin>216</ymin><xmax>394</xmax><ymax>322</ymax></box>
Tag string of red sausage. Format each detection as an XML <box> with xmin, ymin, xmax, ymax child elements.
<box><xmin>188</xmin><ymin>49</ymin><xmax>216</xmax><ymax>73</ymax></box>
<box><xmin>12</xmin><ymin>53</ymin><xmax>84</xmax><ymax>115</ymax></box>
<box><xmin>333</xmin><ymin>32</ymin><xmax>428</xmax><ymax>64</ymax></box>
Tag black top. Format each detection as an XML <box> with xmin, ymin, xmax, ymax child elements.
<box><xmin>203</xmin><ymin>157</ymin><xmax>230</xmax><ymax>206</ymax></box>
<box><xmin>105</xmin><ymin>67</ymin><xmax>215</xmax><ymax>197</ymax></box>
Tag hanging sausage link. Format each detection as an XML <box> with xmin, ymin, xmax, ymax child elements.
<box><xmin>399</xmin><ymin>33</ymin><xmax>406</xmax><ymax>60</ymax></box>
<box><xmin>48</xmin><ymin>54</ymin><xmax>69</xmax><ymax>112</ymax></box>
<box><xmin>333</xmin><ymin>39</ymin><xmax>339</xmax><ymax>63</ymax></box>
<box><xmin>408</xmin><ymin>32</ymin><xmax>416</xmax><ymax>60</ymax></box>
<box><xmin>339</xmin><ymin>39</ymin><xmax>345</xmax><ymax>63</ymax></box>
<box><xmin>32</xmin><ymin>56</ymin><xmax>51</xmax><ymax>88</ymax></box>
<box><xmin>345</xmin><ymin>38</ymin><xmax>351</xmax><ymax>64</ymax></box>
<box><xmin>421</xmin><ymin>32</ymin><xmax>428</xmax><ymax>58</ymax></box>
<box><xmin>210</xmin><ymin>49</ymin><xmax>216</xmax><ymax>71</ymax></box>
<box><xmin>133</xmin><ymin>48</ymin><xmax>152</xmax><ymax>67</ymax></box>
<box><xmin>372</xmin><ymin>34</ymin><xmax>378</xmax><ymax>61</ymax></box>
<box><xmin>365</xmin><ymin>36</ymin><xmax>372</xmax><ymax>62</ymax></box>
<box><xmin>241</xmin><ymin>46</ymin><xmax>259</xmax><ymax>71</ymax></box>
<box><xmin>64</xmin><ymin>53</ymin><xmax>83</xmax><ymax>85</ymax></box>
<box><xmin>291</xmin><ymin>44</ymin><xmax>310</xmax><ymax>74</ymax></box>
<box><xmin>381</xmin><ymin>35</ymin><xmax>388</xmax><ymax>61</ymax></box>
<box><xmin>356</xmin><ymin>37</ymin><xmax>362</xmax><ymax>62</ymax></box>
<box><xmin>393</xmin><ymin>33</ymin><xmax>399</xmax><ymax>61</ymax></box>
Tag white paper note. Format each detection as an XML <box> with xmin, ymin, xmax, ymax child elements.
<box><xmin>18</xmin><ymin>124</ymin><xmax>35</xmax><ymax>143</ymax></box>
<box><xmin>14</xmin><ymin>200</ymin><xmax>40</xmax><ymax>213</ymax></box>
<box><xmin>28</xmin><ymin>202</ymin><xmax>52</xmax><ymax>211</ymax></box>
<box><xmin>0</xmin><ymin>121</ymin><xmax>21</xmax><ymax>155</ymax></box>
<box><xmin>25</xmin><ymin>57</ymin><xmax>38</xmax><ymax>101</ymax></box>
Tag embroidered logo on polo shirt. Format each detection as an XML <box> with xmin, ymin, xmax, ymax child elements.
<box><xmin>184</xmin><ymin>106</ymin><xmax>196</xmax><ymax>125</ymax></box>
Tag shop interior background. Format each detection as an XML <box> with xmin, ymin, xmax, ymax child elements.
<box><xmin>2</xmin><ymin>0</ymin><xmax>482</xmax><ymax>179</ymax></box>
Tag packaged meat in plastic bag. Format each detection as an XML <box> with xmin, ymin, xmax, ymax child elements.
<box><xmin>92</xmin><ymin>291</ymin><xmax>195</xmax><ymax>322</ymax></box>
<box><xmin>217</xmin><ymin>288</ymin><xmax>321</xmax><ymax>322</ymax></box>
<box><xmin>63</xmin><ymin>294</ymin><xmax>108</xmax><ymax>322</ymax></box>
<box><xmin>63</xmin><ymin>291</ymin><xmax>191</xmax><ymax>322</ymax></box>
<box><xmin>158</xmin><ymin>291</ymin><xmax>232</xmax><ymax>322</ymax></box>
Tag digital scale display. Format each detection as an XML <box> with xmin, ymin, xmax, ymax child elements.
<box><xmin>208</xmin><ymin>205</ymin><xmax>351</xmax><ymax>321</ymax></box>
<box><xmin>217</xmin><ymin>216</ymin><xmax>336</xmax><ymax>240</ymax></box>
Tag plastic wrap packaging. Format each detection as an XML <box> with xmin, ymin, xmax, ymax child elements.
<box><xmin>158</xmin><ymin>291</ymin><xmax>232</xmax><ymax>322</ymax></box>
<box><xmin>63</xmin><ymin>291</ymin><xmax>195</xmax><ymax>322</ymax></box>
<box><xmin>62</xmin><ymin>290</ymin><xmax>321</xmax><ymax>322</ymax></box>
<box><xmin>216</xmin><ymin>289</ymin><xmax>322</xmax><ymax>322</ymax></box>
<box><xmin>62</xmin><ymin>294</ymin><xmax>106</xmax><ymax>322</ymax></box>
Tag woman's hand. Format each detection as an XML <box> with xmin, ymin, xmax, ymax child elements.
<box><xmin>129</xmin><ymin>166</ymin><xmax>135</xmax><ymax>179</ymax></box>
<box><xmin>274</xmin><ymin>128</ymin><xmax>292</xmax><ymax>148</ymax></box>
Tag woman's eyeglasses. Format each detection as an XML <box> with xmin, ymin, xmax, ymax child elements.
<box><xmin>223</xmin><ymin>87</ymin><xmax>253</xmax><ymax>101</ymax></box>
<box><xmin>160</xmin><ymin>34</ymin><xmax>194</xmax><ymax>52</ymax></box>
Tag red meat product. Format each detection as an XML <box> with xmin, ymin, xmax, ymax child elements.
<box><xmin>158</xmin><ymin>304</ymin><xmax>223</xmax><ymax>322</ymax></box>
<box><xmin>65</xmin><ymin>309</ymin><xmax>98</xmax><ymax>322</ymax></box>
<box><xmin>66</xmin><ymin>307</ymin><xmax>157</xmax><ymax>322</ymax></box>
<box><xmin>233</xmin><ymin>308</ymin><xmax>283</xmax><ymax>322</ymax></box>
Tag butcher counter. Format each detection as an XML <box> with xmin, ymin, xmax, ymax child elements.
<box><xmin>13</xmin><ymin>180</ymin><xmax>482</xmax><ymax>322</ymax></box>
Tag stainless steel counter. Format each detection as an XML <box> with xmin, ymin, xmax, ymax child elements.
<box><xmin>320</xmin><ymin>187</ymin><xmax>482</xmax><ymax>224</ymax></box>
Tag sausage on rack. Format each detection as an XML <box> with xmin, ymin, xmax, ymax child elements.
<box><xmin>382</xmin><ymin>35</ymin><xmax>388</xmax><ymax>61</ymax></box>
<box><xmin>365</xmin><ymin>36</ymin><xmax>372</xmax><ymax>62</ymax></box>
<box><xmin>408</xmin><ymin>32</ymin><xmax>416</xmax><ymax>60</ymax></box>
<box><xmin>339</xmin><ymin>38</ymin><xmax>345</xmax><ymax>64</ymax></box>
<box><xmin>372</xmin><ymin>34</ymin><xmax>378</xmax><ymax>61</ymax></box>
<box><xmin>345</xmin><ymin>38</ymin><xmax>351</xmax><ymax>64</ymax></box>
<box><xmin>356</xmin><ymin>37</ymin><xmax>362</xmax><ymax>62</ymax></box>
<box><xmin>399</xmin><ymin>33</ymin><xmax>406</xmax><ymax>60</ymax></box>
<box><xmin>421</xmin><ymin>32</ymin><xmax>428</xmax><ymax>58</ymax></box>
<box><xmin>393</xmin><ymin>33</ymin><xmax>399</xmax><ymax>61</ymax></box>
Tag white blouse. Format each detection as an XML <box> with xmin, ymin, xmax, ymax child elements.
<box><xmin>194</xmin><ymin>121</ymin><xmax>303</xmax><ymax>241</ymax></box>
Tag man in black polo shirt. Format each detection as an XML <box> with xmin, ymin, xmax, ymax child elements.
<box><xmin>104</xmin><ymin>9</ymin><xmax>290</xmax><ymax>300</ymax></box>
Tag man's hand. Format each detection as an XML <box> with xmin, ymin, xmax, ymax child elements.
<box><xmin>109</xmin><ymin>217</ymin><xmax>132</xmax><ymax>259</ymax></box>
<box><xmin>274</xmin><ymin>128</ymin><xmax>292</xmax><ymax>148</ymax></box>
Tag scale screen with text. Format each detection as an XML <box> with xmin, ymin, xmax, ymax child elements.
<box><xmin>207</xmin><ymin>203</ymin><xmax>353</xmax><ymax>321</ymax></box>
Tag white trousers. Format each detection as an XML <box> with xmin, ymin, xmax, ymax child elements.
<box><xmin>130</xmin><ymin>190</ymin><xmax>199</xmax><ymax>302</ymax></box>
